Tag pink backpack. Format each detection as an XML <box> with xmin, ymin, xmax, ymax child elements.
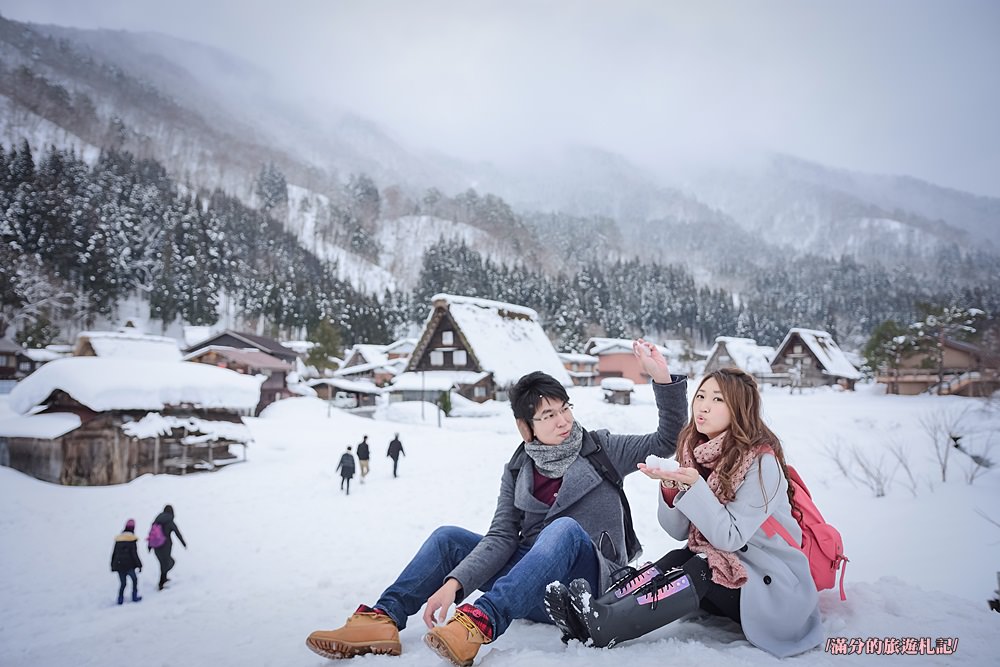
<box><xmin>147</xmin><ymin>523</ymin><xmax>166</xmax><ymax>549</ymax></box>
<box><xmin>761</xmin><ymin>459</ymin><xmax>849</xmax><ymax>600</ymax></box>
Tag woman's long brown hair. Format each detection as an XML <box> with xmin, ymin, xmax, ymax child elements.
<box><xmin>676</xmin><ymin>368</ymin><xmax>795</xmax><ymax>512</ymax></box>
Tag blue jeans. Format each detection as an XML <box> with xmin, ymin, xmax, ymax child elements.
<box><xmin>117</xmin><ymin>569</ymin><xmax>138</xmax><ymax>597</ymax></box>
<box><xmin>375</xmin><ymin>517</ymin><xmax>600</xmax><ymax>638</ymax></box>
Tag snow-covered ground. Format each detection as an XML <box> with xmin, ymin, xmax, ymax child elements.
<box><xmin>2</xmin><ymin>382</ymin><xmax>999</xmax><ymax>666</ymax></box>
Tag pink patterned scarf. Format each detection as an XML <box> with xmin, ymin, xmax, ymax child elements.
<box><xmin>676</xmin><ymin>432</ymin><xmax>762</xmax><ymax>589</ymax></box>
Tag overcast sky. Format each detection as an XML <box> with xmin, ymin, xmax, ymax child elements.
<box><xmin>2</xmin><ymin>0</ymin><xmax>998</xmax><ymax>197</ymax></box>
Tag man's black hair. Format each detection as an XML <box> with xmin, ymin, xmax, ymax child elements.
<box><xmin>508</xmin><ymin>371</ymin><xmax>570</xmax><ymax>423</ymax></box>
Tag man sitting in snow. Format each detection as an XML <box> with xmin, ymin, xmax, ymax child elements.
<box><xmin>305</xmin><ymin>340</ymin><xmax>687</xmax><ymax>666</ymax></box>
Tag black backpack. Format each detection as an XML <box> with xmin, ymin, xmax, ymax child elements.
<box><xmin>508</xmin><ymin>429</ymin><xmax>642</xmax><ymax>563</ymax></box>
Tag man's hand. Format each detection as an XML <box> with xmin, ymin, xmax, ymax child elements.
<box><xmin>633</xmin><ymin>338</ymin><xmax>671</xmax><ymax>384</ymax></box>
<box><xmin>422</xmin><ymin>578</ymin><xmax>462</xmax><ymax>629</ymax></box>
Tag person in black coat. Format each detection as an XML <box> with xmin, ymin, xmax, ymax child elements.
<box><xmin>150</xmin><ymin>504</ymin><xmax>187</xmax><ymax>590</ymax></box>
<box><xmin>337</xmin><ymin>446</ymin><xmax>356</xmax><ymax>495</ymax></box>
<box><xmin>356</xmin><ymin>436</ymin><xmax>371</xmax><ymax>484</ymax></box>
<box><xmin>110</xmin><ymin>518</ymin><xmax>143</xmax><ymax>605</ymax></box>
<box><xmin>387</xmin><ymin>434</ymin><xmax>405</xmax><ymax>478</ymax></box>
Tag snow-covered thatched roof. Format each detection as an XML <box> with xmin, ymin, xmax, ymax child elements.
<box><xmin>309</xmin><ymin>377</ymin><xmax>385</xmax><ymax>395</ymax></box>
<box><xmin>775</xmin><ymin>328</ymin><xmax>861</xmax><ymax>380</ymax></box>
<box><xmin>74</xmin><ymin>330</ymin><xmax>182</xmax><ymax>362</ymax></box>
<box><xmin>22</xmin><ymin>347</ymin><xmax>68</xmax><ymax>363</ymax></box>
<box><xmin>120</xmin><ymin>413</ymin><xmax>252</xmax><ymax>444</ymax></box>
<box><xmin>430</xmin><ymin>294</ymin><xmax>572</xmax><ymax>387</ymax></box>
<box><xmin>346</xmin><ymin>344</ymin><xmax>389</xmax><ymax>367</ymax></box>
<box><xmin>8</xmin><ymin>358</ymin><xmax>263</xmax><ymax>415</ymax></box>
<box><xmin>558</xmin><ymin>352</ymin><xmax>599</xmax><ymax>364</ymax></box>
<box><xmin>707</xmin><ymin>337</ymin><xmax>775</xmax><ymax>375</ymax></box>
<box><xmin>600</xmin><ymin>377</ymin><xmax>635</xmax><ymax>392</ymax></box>
<box><xmin>0</xmin><ymin>338</ymin><xmax>24</xmax><ymax>354</ymax></box>
<box><xmin>334</xmin><ymin>357</ymin><xmax>406</xmax><ymax>378</ymax></box>
<box><xmin>0</xmin><ymin>413</ymin><xmax>82</xmax><ymax>439</ymax></box>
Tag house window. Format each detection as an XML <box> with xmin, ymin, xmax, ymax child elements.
<box><xmin>803</xmin><ymin>358</ymin><xmax>812</xmax><ymax>367</ymax></box>
<box><xmin>793</xmin><ymin>345</ymin><xmax>802</xmax><ymax>354</ymax></box>
<box><xmin>474</xmin><ymin>385</ymin><xmax>486</xmax><ymax>398</ymax></box>
<box><xmin>442</xmin><ymin>331</ymin><xmax>454</xmax><ymax>345</ymax></box>
<box><xmin>453</xmin><ymin>350</ymin><xmax>467</xmax><ymax>366</ymax></box>
<box><xmin>18</xmin><ymin>361</ymin><xmax>31</xmax><ymax>371</ymax></box>
<box><xmin>430</xmin><ymin>351</ymin><xmax>444</xmax><ymax>366</ymax></box>
<box><xmin>0</xmin><ymin>354</ymin><xmax>11</xmax><ymax>366</ymax></box>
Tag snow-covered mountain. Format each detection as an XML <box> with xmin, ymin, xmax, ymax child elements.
<box><xmin>1</xmin><ymin>14</ymin><xmax>996</xmax><ymax>300</ymax></box>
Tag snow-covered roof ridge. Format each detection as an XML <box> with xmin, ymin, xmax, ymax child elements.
<box><xmin>76</xmin><ymin>330</ymin><xmax>182</xmax><ymax>362</ymax></box>
<box><xmin>558</xmin><ymin>352</ymin><xmax>599</xmax><ymax>363</ymax></box>
<box><xmin>0</xmin><ymin>338</ymin><xmax>25</xmax><ymax>353</ymax></box>
<box><xmin>787</xmin><ymin>327</ymin><xmax>839</xmax><ymax>339</ymax></box>
<box><xmin>8</xmin><ymin>358</ymin><xmax>263</xmax><ymax>414</ymax></box>
<box><xmin>708</xmin><ymin>337</ymin><xmax>776</xmax><ymax>375</ymax></box>
<box><xmin>350</xmin><ymin>343</ymin><xmax>390</xmax><ymax>366</ymax></box>
<box><xmin>309</xmin><ymin>377</ymin><xmax>385</xmax><ymax>394</ymax></box>
<box><xmin>78</xmin><ymin>329</ymin><xmax>177</xmax><ymax>343</ymax></box>
<box><xmin>777</xmin><ymin>328</ymin><xmax>861</xmax><ymax>380</ymax></box>
<box><xmin>432</xmin><ymin>293</ymin><xmax>538</xmax><ymax>320</ymax></box>
<box><xmin>0</xmin><ymin>413</ymin><xmax>82</xmax><ymax>439</ymax></box>
<box><xmin>120</xmin><ymin>412</ymin><xmax>252</xmax><ymax>444</ymax></box>
<box><xmin>334</xmin><ymin>357</ymin><xmax>406</xmax><ymax>377</ymax></box>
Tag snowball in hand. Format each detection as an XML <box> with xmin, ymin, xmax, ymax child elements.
<box><xmin>644</xmin><ymin>454</ymin><xmax>679</xmax><ymax>471</ymax></box>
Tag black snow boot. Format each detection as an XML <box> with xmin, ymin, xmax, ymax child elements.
<box><xmin>568</xmin><ymin>566</ymin><xmax>702</xmax><ymax>648</ymax></box>
<box><xmin>544</xmin><ymin>581</ymin><xmax>591</xmax><ymax>644</ymax></box>
<box><xmin>596</xmin><ymin>561</ymin><xmax>678</xmax><ymax>605</ymax></box>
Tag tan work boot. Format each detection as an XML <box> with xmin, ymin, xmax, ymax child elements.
<box><xmin>306</xmin><ymin>605</ymin><xmax>402</xmax><ymax>659</ymax></box>
<box><xmin>423</xmin><ymin>605</ymin><xmax>493</xmax><ymax>667</ymax></box>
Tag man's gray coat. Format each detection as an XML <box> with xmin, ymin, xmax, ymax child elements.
<box><xmin>448</xmin><ymin>378</ymin><xmax>688</xmax><ymax>597</ymax></box>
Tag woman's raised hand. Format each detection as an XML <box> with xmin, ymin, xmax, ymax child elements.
<box><xmin>632</xmin><ymin>338</ymin><xmax>671</xmax><ymax>384</ymax></box>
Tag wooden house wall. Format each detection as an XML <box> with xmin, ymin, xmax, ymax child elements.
<box><xmin>770</xmin><ymin>336</ymin><xmax>836</xmax><ymax>387</ymax></box>
<box><xmin>3</xmin><ymin>409</ymin><xmax>245</xmax><ymax>486</ymax></box>
<box><xmin>455</xmin><ymin>374</ymin><xmax>495</xmax><ymax>403</ymax></box>
<box><xmin>410</xmin><ymin>310</ymin><xmax>480</xmax><ymax>373</ymax></box>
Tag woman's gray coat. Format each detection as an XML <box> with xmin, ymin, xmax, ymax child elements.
<box><xmin>448</xmin><ymin>377</ymin><xmax>688</xmax><ymax>597</ymax></box>
<box><xmin>658</xmin><ymin>452</ymin><xmax>824</xmax><ymax>657</ymax></box>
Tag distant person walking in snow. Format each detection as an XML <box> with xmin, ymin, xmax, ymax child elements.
<box><xmin>148</xmin><ymin>504</ymin><xmax>187</xmax><ymax>591</ymax></box>
<box><xmin>338</xmin><ymin>446</ymin><xmax>357</xmax><ymax>495</ymax></box>
<box><xmin>387</xmin><ymin>434</ymin><xmax>404</xmax><ymax>478</ymax></box>
<box><xmin>110</xmin><ymin>518</ymin><xmax>143</xmax><ymax>605</ymax></box>
<box><xmin>356</xmin><ymin>436</ymin><xmax>371</xmax><ymax>483</ymax></box>
<box><xmin>306</xmin><ymin>341</ymin><xmax>687</xmax><ymax>665</ymax></box>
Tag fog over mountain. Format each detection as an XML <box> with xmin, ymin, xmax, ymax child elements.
<box><xmin>3</xmin><ymin>0</ymin><xmax>998</xmax><ymax>198</ymax></box>
<box><xmin>0</xmin><ymin>6</ymin><xmax>997</xmax><ymax>350</ymax></box>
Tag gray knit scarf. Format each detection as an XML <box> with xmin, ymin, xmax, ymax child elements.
<box><xmin>524</xmin><ymin>421</ymin><xmax>584</xmax><ymax>478</ymax></box>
